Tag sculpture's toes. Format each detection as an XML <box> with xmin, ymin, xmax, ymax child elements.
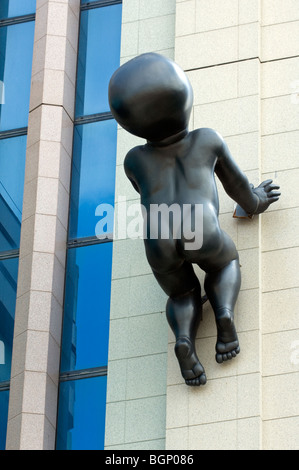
<box><xmin>216</xmin><ymin>342</ymin><xmax>240</xmax><ymax>364</ymax></box>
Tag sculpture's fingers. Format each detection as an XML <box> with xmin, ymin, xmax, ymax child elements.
<box><xmin>268</xmin><ymin>190</ymin><xmax>281</xmax><ymax>198</ymax></box>
<box><xmin>265</xmin><ymin>183</ymin><xmax>280</xmax><ymax>193</ymax></box>
<box><xmin>259</xmin><ymin>179</ymin><xmax>273</xmax><ymax>188</ymax></box>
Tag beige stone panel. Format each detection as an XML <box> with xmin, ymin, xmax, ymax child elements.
<box><xmin>37</xmin><ymin>141</ymin><xmax>71</xmax><ymax>190</ymax></box>
<box><xmin>194</xmin><ymin>95</ymin><xmax>259</xmax><ymax>138</ymax></box>
<box><xmin>188</xmin><ymin>373</ymin><xmax>260</xmax><ymax>426</ymax></box>
<box><xmin>32</xmin><ymin>214</ymin><xmax>56</xmax><ymax>254</ymax></box>
<box><xmin>175</xmin><ymin>0</ymin><xmax>196</xmax><ymax>37</ymax></box>
<box><xmin>16</xmin><ymin>254</ymin><xmax>33</xmax><ymax>298</ymax></box>
<box><xmin>263</xmin><ymin>372</ymin><xmax>299</xmax><ymax>420</ymax></box>
<box><xmin>193</xmin><ymin>417</ymin><xmax>261</xmax><ymax>450</ymax></box>
<box><xmin>27</xmin><ymin>107</ymin><xmax>42</xmax><ymax>149</ymax></box>
<box><xmin>262</xmin><ymin>0</ymin><xmax>299</xmax><ymax>25</ymax></box>
<box><xmin>166</xmin><ymin>384</ymin><xmax>189</xmax><ymax>429</ymax></box>
<box><xmin>261</xmin><ymin>57</ymin><xmax>299</xmax><ymax>100</ymax></box>
<box><xmin>6</xmin><ymin>373</ymin><xmax>24</xmax><ymax>420</ymax></box>
<box><xmin>19</xmin><ymin>414</ymin><xmax>54</xmax><ymax>450</ymax></box>
<box><xmin>126</xmin><ymin>353</ymin><xmax>168</xmax><ymax>400</ymax></box>
<box><xmin>262</xmin><ymin>95</ymin><xmax>299</xmax><ymax>136</ymax></box>
<box><xmin>116</xmin><ymin>128</ymin><xmax>145</xmax><ymax>166</ymax></box>
<box><xmin>105</xmin><ymin>402</ymin><xmax>126</xmax><ymax>446</ymax></box>
<box><xmin>175</xmin><ymin>27</ymin><xmax>239</xmax><ymax>70</ymax></box>
<box><xmin>47</xmin><ymin>2</ymin><xmax>71</xmax><ymax>38</ymax></box>
<box><xmin>5</xmin><ymin>415</ymin><xmax>21</xmax><ymax>450</ymax></box>
<box><xmin>238</xmin><ymin>59</ymin><xmax>260</xmax><ymax>98</ymax></box>
<box><xmin>235</xmin><ymin>288</ymin><xmax>260</xmax><ymax>332</ymax></box>
<box><xmin>18</xmin><ymin>215</ymin><xmax>35</xmax><ymax>259</ymax></box>
<box><xmin>239</xmin><ymin>22</ymin><xmax>260</xmax><ymax>60</ymax></box>
<box><xmin>263</xmin><ymin>416</ymin><xmax>299</xmax><ymax>450</ymax></box>
<box><xmin>138</xmin><ymin>15</ymin><xmax>176</xmax><ymax>54</ymax></box>
<box><xmin>262</xmin><ymin>208</ymin><xmax>299</xmax><ymax>252</ymax></box>
<box><xmin>21</xmin><ymin>371</ymin><xmax>48</xmax><ymax>416</ymax></box>
<box><xmin>187</xmin><ymin>63</ymin><xmax>238</xmax><ymax>105</ymax></box>
<box><xmin>262</xmin><ymin>247</ymin><xmax>299</xmax><ymax>292</ymax></box>
<box><xmin>166</xmin><ymin>426</ymin><xmax>189</xmax><ymax>450</ymax></box>
<box><xmin>261</xmin><ymin>21</ymin><xmax>299</xmax><ymax>61</ymax></box>
<box><xmin>13</xmin><ymin>293</ymin><xmax>30</xmax><ymax>338</ymax></box>
<box><xmin>124</xmin><ymin>396</ymin><xmax>167</xmax><ymax>444</ymax></box>
<box><xmin>261</xmin><ymin>169</ymin><xmax>299</xmax><ymax>213</ymax></box>
<box><xmin>239</xmin><ymin>248</ymin><xmax>260</xmax><ymax>291</ymax></box>
<box><xmin>239</xmin><ymin>0</ymin><xmax>260</xmax><ymax>24</ymax></box>
<box><xmin>262</xmin><ymin>131</ymin><xmax>299</xmax><ymax>173</ymax></box>
<box><xmin>262</xmin><ymin>288</ymin><xmax>299</xmax><ymax>334</ymax></box>
<box><xmin>263</xmin><ymin>329</ymin><xmax>299</xmax><ymax>376</ymax></box>
<box><xmin>42</xmin><ymin>70</ymin><xmax>75</xmax><ymax>119</ymax></box>
<box><xmin>31</xmin><ymin>35</ymin><xmax>47</xmax><ymax>77</ymax></box>
<box><xmin>111</xmin><ymin>238</ymin><xmax>151</xmax><ymax>280</ymax></box>
<box><xmin>44</xmin><ymin>35</ymin><xmax>67</xmax><ymax>72</ymax></box>
<box><xmin>139</xmin><ymin>0</ymin><xmax>176</xmax><ymax>20</ymax></box>
<box><xmin>35</xmin><ymin>177</ymin><xmax>59</xmax><ymax>216</ymax></box>
<box><xmin>120</xmin><ymin>22</ymin><xmax>139</xmax><ymax>58</ymax></box>
<box><xmin>225</xmin><ymin>132</ymin><xmax>259</xmax><ymax>172</ymax></box>
<box><xmin>121</xmin><ymin>0</ymin><xmax>139</xmax><ymax>24</ymax></box>
<box><xmin>56</xmin><ymin>181</ymin><xmax>70</xmax><ymax>231</ymax></box>
<box><xmin>40</xmin><ymin>105</ymin><xmax>63</xmax><ymax>143</ymax></box>
<box><xmin>237</xmin><ymin>216</ymin><xmax>259</xmax><ymax>250</ymax></box>
<box><xmin>195</xmin><ymin>0</ymin><xmax>239</xmax><ymax>33</ymax></box>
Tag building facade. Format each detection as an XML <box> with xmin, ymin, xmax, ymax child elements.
<box><xmin>0</xmin><ymin>0</ymin><xmax>298</xmax><ymax>450</ymax></box>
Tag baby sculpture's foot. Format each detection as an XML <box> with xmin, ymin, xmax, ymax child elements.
<box><xmin>175</xmin><ymin>337</ymin><xmax>207</xmax><ymax>386</ymax></box>
<box><xmin>215</xmin><ymin>309</ymin><xmax>240</xmax><ymax>364</ymax></box>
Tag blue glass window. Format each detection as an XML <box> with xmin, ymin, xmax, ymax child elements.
<box><xmin>0</xmin><ymin>257</ymin><xmax>18</xmax><ymax>383</ymax></box>
<box><xmin>60</xmin><ymin>243</ymin><xmax>113</xmax><ymax>373</ymax></box>
<box><xmin>69</xmin><ymin>120</ymin><xmax>117</xmax><ymax>240</ymax></box>
<box><xmin>75</xmin><ymin>4</ymin><xmax>122</xmax><ymax>117</ymax></box>
<box><xmin>0</xmin><ymin>21</ymin><xmax>35</xmax><ymax>131</ymax></box>
<box><xmin>56</xmin><ymin>375</ymin><xmax>107</xmax><ymax>450</ymax></box>
<box><xmin>0</xmin><ymin>390</ymin><xmax>9</xmax><ymax>450</ymax></box>
<box><xmin>0</xmin><ymin>135</ymin><xmax>27</xmax><ymax>252</ymax></box>
<box><xmin>0</xmin><ymin>0</ymin><xmax>36</xmax><ymax>20</ymax></box>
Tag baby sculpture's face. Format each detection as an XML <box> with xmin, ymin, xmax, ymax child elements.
<box><xmin>108</xmin><ymin>53</ymin><xmax>193</xmax><ymax>143</ymax></box>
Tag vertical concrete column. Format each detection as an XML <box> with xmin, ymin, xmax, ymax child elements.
<box><xmin>166</xmin><ymin>0</ymin><xmax>263</xmax><ymax>450</ymax></box>
<box><xmin>6</xmin><ymin>0</ymin><xmax>80</xmax><ymax>450</ymax></box>
<box><xmin>260</xmin><ymin>0</ymin><xmax>299</xmax><ymax>450</ymax></box>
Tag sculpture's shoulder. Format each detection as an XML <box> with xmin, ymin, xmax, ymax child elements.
<box><xmin>124</xmin><ymin>144</ymin><xmax>149</xmax><ymax>180</ymax></box>
<box><xmin>192</xmin><ymin>127</ymin><xmax>224</xmax><ymax>151</ymax></box>
<box><xmin>124</xmin><ymin>145</ymin><xmax>142</xmax><ymax>170</ymax></box>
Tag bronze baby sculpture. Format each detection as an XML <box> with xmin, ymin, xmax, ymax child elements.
<box><xmin>108</xmin><ymin>53</ymin><xmax>280</xmax><ymax>386</ymax></box>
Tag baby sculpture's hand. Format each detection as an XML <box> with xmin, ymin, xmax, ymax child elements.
<box><xmin>252</xmin><ymin>179</ymin><xmax>281</xmax><ymax>214</ymax></box>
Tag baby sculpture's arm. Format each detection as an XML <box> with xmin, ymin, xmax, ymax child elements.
<box><xmin>215</xmin><ymin>133</ymin><xmax>280</xmax><ymax>215</ymax></box>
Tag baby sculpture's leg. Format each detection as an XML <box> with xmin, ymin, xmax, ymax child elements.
<box><xmin>153</xmin><ymin>261</ymin><xmax>207</xmax><ymax>386</ymax></box>
<box><xmin>204</xmin><ymin>254</ymin><xmax>241</xmax><ymax>364</ymax></box>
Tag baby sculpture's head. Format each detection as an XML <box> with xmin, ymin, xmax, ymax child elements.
<box><xmin>108</xmin><ymin>53</ymin><xmax>193</xmax><ymax>143</ymax></box>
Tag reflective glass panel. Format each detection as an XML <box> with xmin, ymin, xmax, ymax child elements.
<box><xmin>69</xmin><ymin>120</ymin><xmax>117</xmax><ymax>240</ymax></box>
<box><xmin>0</xmin><ymin>390</ymin><xmax>9</xmax><ymax>450</ymax></box>
<box><xmin>0</xmin><ymin>0</ymin><xmax>36</xmax><ymax>19</ymax></box>
<box><xmin>60</xmin><ymin>243</ymin><xmax>113</xmax><ymax>372</ymax></box>
<box><xmin>56</xmin><ymin>375</ymin><xmax>107</xmax><ymax>450</ymax></box>
<box><xmin>0</xmin><ymin>136</ymin><xmax>27</xmax><ymax>252</ymax></box>
<box><xmin>0</xmin><ymin>21</ymin><xmax>35</xmax><ymax>131</ymax></box>
<box><xmin>75</xmin><ymin>4</ymin><xmax>122</xmax><ymax>117</ymax></box>
<box><xmin>0</xmin><ymin>257</ymin><xmax>18</xmax><ymax>382</ymax></box>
